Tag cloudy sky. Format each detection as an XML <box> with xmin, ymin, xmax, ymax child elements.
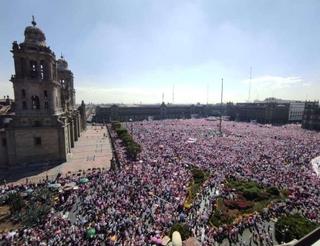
<box><xmin>1</xmin><ymin>0</ymin><xmax>320</xmax><ymax>104</ymax></box>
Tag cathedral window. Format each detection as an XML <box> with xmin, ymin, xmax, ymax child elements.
<box><xmin>2</xmin><ymin>138</ymin><xmax>6</xmax><ymax>147</ymax></box>
<box><xmin>60</xmin><ymin>79</ymin><xmax>65</xmax><ymax>88</ymax></box>
<box><xmin>22</xmin><ymin>101</ymin><xmax>27</xmax><ymax>110</ymax></box>
<box><xmin>22</xmin><ymin>89</ymin><xmax>26</xmax><ymax>98</ymax></box>
<box><xmin>44</xmin><ymin>90</ymin><xmax>48</xmax><ymax>98</ymax></box>
<box><xmin>40</xmin><ymin>64</ymin><xmax>44</xmax><ymax>80</ymax></box>
<box><xmin>31</xmin><ymin>96</ymin><xmax>40</xmax><ymax>110</ymax></box>
<box><xmin>20</xmin><ymin>58</ymin><xmax>25</xmax><ymax>76</ymax></box>
<box><xmin>40</xmin><ymin>60</ymin><xmax>48</xmax><ymax>80</ymax></box>
<box><xmin>29</xmin><ymin>60</ymin><xmax>38</xmax><ymax>78</ymax></box>
<box><xmin>44</xmin><ymin>101</ymin><xmax>49</xmax><ymax>110</ymax></box>
<box><xmin>33</xmin><ymin>121</ymin><xmax>42</xmax><ymax>127</ymax></box>
<box><xmin>34</xmin><ymin>137</ymin><xmax>42</xmax><ymax>146</ymax></box>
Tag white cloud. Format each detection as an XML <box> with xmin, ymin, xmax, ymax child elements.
<box><xmin>243</xmin><ymin>75</ymin><xmax>304</xmax><ymax>89</ymax></box>
<box><xmin>76</xmin><ymin>86</ymin><xmax>161</xmax><ymax>104</ymax></box>
<box><xmin>240</xmin><ymin>75</ymin><xmax>319</xmax><ymax>101</ymax></box>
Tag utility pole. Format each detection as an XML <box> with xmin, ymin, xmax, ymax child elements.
<box><xmin>206</xmin><ymin>84</ymin><xmax>209</xmax><ymax>105</ymax></box>
<box><xmin>248</xmin><ymin>66</ymin><xmax>252</xmax><ymax>102</ymax></box>
<box><xmin>129</xmin><ymin>118</ymin><xmax>133</xmax><ymax>134</ymax></box>
<box><xmin>172</xmin><ymin>85</ymin><xmax>175</xmax><ymax>104</ymax></box>
<box><xmin>219</xmin><ymin>78</ymin><xmax>224</xmax><ymax>135</ymax></box>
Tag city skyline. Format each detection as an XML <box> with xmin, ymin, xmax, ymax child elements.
<box><xmin>1</xmin><ymin>0</ymin><xmax>320</xmax><ymax>104</ymax></box>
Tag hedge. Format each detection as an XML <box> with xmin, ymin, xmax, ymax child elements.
<box><xmin>112</xmin><ymin>121</ymin><xmax>141</xmax><ymax>160</ymax></box>
<box><xmin>170</xmin><ymin>223</ymin><xmax>191</xmax><ymax>241</ymax></box>
<box><xmin>275</xmin><ymin>214</ymin><xmax>319</xmax><ymax>243</ymax></box>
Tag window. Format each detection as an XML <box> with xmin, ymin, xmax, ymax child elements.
<box><xmin>44</xmin><ymin>90</ymin><xmax>48</xmax><ymax>98</ymax></box>
<box><xmin>20</xmin><ymin>58</ymin><xmax>25</xmax><ymax>76</ymax></box>
<box><xmin>29</xmin><ymin>60</ymin><xmax>37</xmax><ymax>78</ymax></box>
<box><xmin>33</xmin><ymin>121</ymin><xmax>42</xmax><ymax>127</ymax></box>
<box><xmin>34</xmin><ymin>137</ymin><xmax>42</xmax><ymax>146</ymax></box>
<box><xmin>22</xmin><ymin>101</ymin><xmax>27</xmax><ymax>110</ymax></box>
<box><xmin>40</xmin><ymin>60</ymin><xmax>44</xmax><ymax>80</ymax></box>
<box><xmin>41</xmin><ymin>61</ymin><xmax>49</xmax><ymax>80</ymax></box>
<box><xmin>31</xmin><ymin>96</ymin><xmax>40</xmax><ymax>110</ymax></box>
<box><xmin>2</xmin><ymin>138</ymin><xmax>6</xmax><ymax>147</ymax></box>
<box><xmin>22</xmin><ymin>89</ymin><xmax>26</xmax><ymax>98</ymax></box>
<box><xmin>44</xmin><ymin>101</ymin><xmax>49</xmax><ymax>110</ymax></box>
<box><xmin>60</xmin><ymin>80</ymin><xmax>65</xmax><ymax>89</ymax></box>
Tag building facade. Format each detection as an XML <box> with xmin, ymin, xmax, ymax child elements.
<box><xmin>93</xmin><ymin>103</ymin><xmax>225</xmax><ymax>123</ymax></box>
<box><xmin>226</xmin><ymin>102</ymin><xmax>290</xmax><ymax>124</ymax></box>
<box><xmin>302</xmin><ymin>101</ymin><xmax>320</xmax><ymax>131</ymax></box>
<box><xmin>0</xmin><ymin>18</ymin><xmax>86</xmax><ymax>169</ymax></box>
<box><xmin>288</xmin><ymin>102</ymin><xmax>305</xmax><ymax>122</ymax></box>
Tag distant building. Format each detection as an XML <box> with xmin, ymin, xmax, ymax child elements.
<box><xmin>226</xmin><ymin>102</ymin><xmax>290</xmax><ymax>124</ymax></box>
<box><xmin>0</xmin><ymin>96</ymin><xmax>13</xmax><ymax>106</ymax></box>
<box><xmin>93</xmin><ymin>103</ymin><xmax>225</xmax><ymax>123</ymax></box>
<box><xmin>0</xmin><ymin>18</ymin><xmax>86</xmax><ymax>169</ymax></box>
<box><xmin>302</xmin><ymin>101</ymin><xmax>320</xmax><ymax>131</ymax></box>
<box><xmin>288</xmin><ymin>102</ymin><xmax>305</xmax><ymax>122</ymax></box>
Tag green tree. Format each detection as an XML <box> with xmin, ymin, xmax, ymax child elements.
<box><xmin>7</xmin><ymin>192</ymin><xmax>25</xmax><ymax>214</ymax></box>
<box><xmin>267</xmin><ymin>186</ymin><xmax>280</xmax><ymax>196</ymax></box>
<box><xmin>111</xmin><ymin>121</ymin><xmax>121</xmax><ymax>130</ymax></box>
<box><xmin>170</xmin><ymin>223</ymin><xmax>191</xmax><ymax>241</ymax></box>
<box><xmin>275</xmin><ymin>214</ymin><xmax>319</xmax><ymax>243</ymax></box>
<box><xmin>22</xmin><ymin>204</ymin><xmax>51</xmax><ymax>226</ymax></box>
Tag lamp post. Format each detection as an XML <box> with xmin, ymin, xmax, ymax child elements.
<box><xmin>129</xmin><ymin>118</ymin><xmax>133</xmax><ymax>134</ymax></box>
<box><xmin>219</xmin><ymin>78</ymin><xmax>224</xmax><ymax>136</ymax></box>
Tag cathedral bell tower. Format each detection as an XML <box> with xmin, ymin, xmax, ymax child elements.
<box><xmin>10</xmin><ymin>16</ymin><xmax>63</xmax><ymax>125</ymax></box>
<box><xmin>57</xmin><ymin>55</ymin><xmax>76</xmax><ymax>112</ymax></box>
<box><xmin>5</xmin><ymin>17</ymin><xmax>70</xmax><ymax>166</ymax></box>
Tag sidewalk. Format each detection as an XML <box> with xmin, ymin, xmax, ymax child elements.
<box><xmin>2</xmin><ymin>125</ymin><xmax>112</xmax><ymax>186</ymax></box>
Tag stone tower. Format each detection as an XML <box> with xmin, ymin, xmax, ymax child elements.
<box><xmin>1</xmin><ymin>17</ymin><xmax>85</xmax><ymax>168</ymax></box>
<box><xmin>11</xmin><ymin>17</ymin><xmax>62</xmax><ymax>118</ymax></box>
<box><xmin>57</xmin><ymin>55</ymin><xmax>75</xmax><ymax>112</ymax></box>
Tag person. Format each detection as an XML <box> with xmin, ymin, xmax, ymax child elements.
<box><xmin>1</xmin><ymin>119</ymin><xmax>320</xmax><ymax>245</ymax></box>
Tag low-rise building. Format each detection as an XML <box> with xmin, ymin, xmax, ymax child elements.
<box><xmin>288</xmin><ymin>102</ymin><xmax>305</xmax><ymax>122</ymax></box>
<box><xmin>93</xmin><ymin>103</ymin><xmax>226</xmax><ymax>123</ymax></box>
<box><xmin>226</xmin><ymin>102</ymin><xmax>290</xmax><ymax>124</ymax></box>
<box><xmin>302</xmin><ymin>101</ymin><xmax>320</xmax><ymax>131</ymax></box>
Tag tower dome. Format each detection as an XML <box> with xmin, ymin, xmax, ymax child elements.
<box><xmin>23</xmin><ymin>16</ymin><xmax>46</xmax><ymax>46</ymax></box>
<box><xmin>57</xmin><ymin>55</ymin><xmax>69</xmax><ymax>70</ymax></box>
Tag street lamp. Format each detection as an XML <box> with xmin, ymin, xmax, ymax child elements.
<box><xmin>129</xmin><ymin>118</ymin><xmax>133</xmax><ymax>134</ymax></box>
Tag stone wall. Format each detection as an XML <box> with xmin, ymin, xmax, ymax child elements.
<box><xmin>0</xmin><ymin>131</ymin><xmax>8</xmax><ymax>167</ymax></box>
<box><xmin>9</xmin><ymin>127</ymin><xmax>61</xmax><ymax>166</ymax></box>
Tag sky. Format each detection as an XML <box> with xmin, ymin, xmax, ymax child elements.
<box><xmin>0</xmin><ymin>0</ymin><xmax>320</xmax><ymax>104</ymax></box>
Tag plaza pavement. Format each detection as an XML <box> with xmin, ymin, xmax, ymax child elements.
<box><xmin>3</xmin><ymin>124</ymin><xmax>112</xmax><ymax>185</ymax></box>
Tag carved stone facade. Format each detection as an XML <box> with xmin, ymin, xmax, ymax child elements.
<box><xmin>0</xmin><ymin>18</ymin><xmax>86</xmax><ymax>168</ymax></box>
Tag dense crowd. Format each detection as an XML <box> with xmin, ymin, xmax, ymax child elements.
<box><xmin>1</xmin><ymin>119</ymin><xmax>320</xmax><ymax>245</ymax></box>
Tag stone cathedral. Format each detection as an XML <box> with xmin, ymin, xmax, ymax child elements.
<box><xmin>0</xmin><ymin>18</ymin><xmax>86</xmax><ymax>168</ymax></box>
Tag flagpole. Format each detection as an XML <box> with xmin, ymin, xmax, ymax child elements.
<box><xmin>219</xmin><ymin>78</ymin><xmax>223</xmax><ymax>135</ymax></box>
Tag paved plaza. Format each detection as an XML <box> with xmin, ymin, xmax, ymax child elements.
<box><xmin>3</xmin><ymin>125</ymin><xmax>112</xmax><ymax>185</ymax></box>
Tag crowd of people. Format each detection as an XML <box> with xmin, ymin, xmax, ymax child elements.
<box><xmin>0</xmin><ymin>119</ymin><xmax>320</xmax><ymax>245</ymax></box>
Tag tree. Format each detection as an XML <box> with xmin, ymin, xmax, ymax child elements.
<box><xmin>267</xmin><ymin>186</ymin><xmax>280</xmax><ymax>196</ymax></box>
<box><xmin>22</xmin><ymin>204</ymin><xmax>51</xmax><ymax>226</ymax></box>
<box><xmin>275</xmin><ymin>214</ymin><xmax>319</xmax><ymax>243</ymax></box>
<box><xmin>7</xmin><ymin>192</ymin><xmax>25</xmax><ymax>214</ymax></box>
<box><xmin>170</xmin><ymin>223</ymin><xmax>191</xmax><ymax>241</ymax></box>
